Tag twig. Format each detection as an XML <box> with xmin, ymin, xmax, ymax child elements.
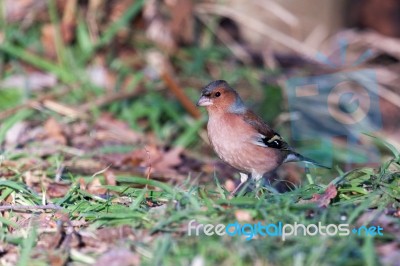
<box><xmin>161</xmin><ymin>72</ymin><xmax>201</xmax><ymax>119</ymax></box>
<box><xmin>91</xmin><ymin>165</ymin><xmax>112</xmax><ymax>179</ymax></box>
<box><xmin>79</xmin><ymin>87</ymin><xmax>143</xmax><ymax>112</ymax></box>
<box><xmin>43</xmin><ymin>99</ymin><xmax>86</xmax><ymax>119</ymax></box>
<box><xmin>0</xmin><ymin>86</ymin><xmax>74</xmax><ymax>120</ymax></box>
<box><xmin>146</xmin><ymin>51</ymin><xmax>200</xmax><ymax>119</ymax></box>
<box><xmin>0</xmin><ymin>204</ymin><xmax>62</xmax><ymax>211</ymax></box>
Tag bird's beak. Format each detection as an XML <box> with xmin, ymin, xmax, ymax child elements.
<box><xmin>196</xmin><ymin>96</ymin><xmax>213</xmax><ymax>106</ymax></box>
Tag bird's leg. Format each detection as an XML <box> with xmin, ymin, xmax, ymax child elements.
<box><xmin>252</xmin><ymin>172</ymin><xmax>264</xmax><ymax>189</ymax></box>
<box><xmin>230</xmin><ymin>173</ymin><xmax>249</xmax><ymax>196</ymax></box>
<box><xmin>254</xmin><ymin>171</ymin><xmax>280</xmax><ymax>194</ymax></box>
<box><xmin>249</xmin><ymin>173</ymin><xmax>265</xmax><ymax>198</ymax></box>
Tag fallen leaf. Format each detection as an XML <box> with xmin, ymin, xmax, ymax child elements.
<box><xmin>152</xmin><ymin>147</ymin><xmax>183</xmax><ymax>176</ymax></box>
<box><xmin>41</xmin><ymin>24</ymin><xmax>57</xmax><ymax>58</ymax></box>
<box><xmin>64</xmin><ymin>159</ymin><xmax>106</xmax><ymax>175</ymax></box>
<box><xmin>47</xmin><ymin>182</ymin><xmax>71</xmax><ymax>198</ymax></box>
<box><xmin>377</xmin><ymin>242</ymin><xmax>400</xmax><ymax>266</ymax></box>
<box><xmin>0</xmin><ymin>73</ymin><xmax>57</xmax><ymax>91</ymax></box>
<box><xmin>95</xmin><ymin>248</ymin><xmax>139</xmax><ymax>266</ymax></box>
<box><xmin>225</xmin><ymin>179</ymin><xmax>236</xmax><ymax>192</ymax></box>
<box><xmin>234</xmin><ymin>210</ymin><xmax>252</xmax><ymax>222</ymax></box>
<box><xmin>104</xmin><ymin>170</ymin><xmax>117</xmax><ymax>186</ymax></box>
<box><xmin>95</xmin><ymin>114</ymin><xmax>141</xmax><ymax>144</ymax></box>
<box><xmin>23</xmin><ymin>170</ymin><xmax>46</xmax><ymax>191</ymax></box>
<box><xmin>96</xmin><ymin>225</ymin><xmax>135</xmax><ymax>243</ymax></box>
<box><xmin>44</xmin><ymin>118</ymin><xmax>67</xmax><ymax>145</ymax></box>
<box><xmin>87</xmin><ymin>177</ymin><xmax>107</xmax><ymax>195</ymax></box>
<box><xmin>4</xmin><ymin>122</ymin><xmax>28</xmax><ymax>149</ymax></box>
<box><xmin>310</xmin><ymin>184</ymin><xmax>338</xmax><ymax>208</ymax></box>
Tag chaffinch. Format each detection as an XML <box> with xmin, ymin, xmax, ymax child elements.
<box><xmin>197</xmin><ymin>80</ymin><xmax>328</xmax><ymax>195</ymax></box>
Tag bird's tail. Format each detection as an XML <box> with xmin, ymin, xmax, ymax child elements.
<box><xmin>285</xmin><ymin>152</ymin><xmax>331</xmax><ymax>169</ymax></box>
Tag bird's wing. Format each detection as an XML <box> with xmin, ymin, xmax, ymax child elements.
<box><xmin>242</xmin><ymin>111</ymin><xmax>330</xmax><ymax>168</ymax></box>
<box><xmin>242</xmin><ymin>110</ymin><xmax>291</xmax><ymax>151</ymax></box>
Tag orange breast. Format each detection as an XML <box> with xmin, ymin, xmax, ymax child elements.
<box><xmin>207</xmin><ymin>113</ymin><xmax>282</xmax><ymax>175</ymax></box>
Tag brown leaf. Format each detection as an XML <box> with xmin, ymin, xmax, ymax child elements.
<box><xmin>96</xmin><ymin>225</ymin><xmax>135</xmax><ymax>243</ymax></box>
<box><xmin>23</xmin><ymin>170</ymin><xmax>46</xmax><ymax>192</ymax></box>
<box><xmin>37</xmin><ymin>231</ymin><xmax>63</xmax><ymax>250</ymax></box>
<box><xmin>60</xmin><ymin>0</ymin><xmax>77</xmax><ymax>43</ymax></box>
<box><xmin>0</xmin><ymin>244</ymin><xmax>19</xmax><ymax>266</ymax></box>
<box><xmin>64</xmin><ymin>159</ymin><xmax>106</xmax><ymax>175</ymax></box>
<box><xmin>47</xmin><ymin>182</ymin><xmax>71</xmax><ymax>198</ymax></box>
<box><xmin>87</xmin><ymin>177</ymin><xmax>107</xmax><ymax>195</ymax></box>
<box><xmin>78</xmin><ymin>177</ymin><xmax>86</xmax><ymax>190</ymax></box>
<box><xmin>95</xmin><ymin>114</ymin><xmax>141</xmax><ymax>144</ymax></box>
<box><xmin>377</xmin><ymin>243</ymin><xmax>400</xmax><ymax>266</ymax></box>
<box><xmin>0</xmin><ymin>160</ymin><xmax>19</xmax><ymax>179</ymax></box>
<box><xmin>95</xmin><ymin>248</ymin><xmax>139</xmax><ymax>266</ymax></box>
<box><xmin>44</xmin><ymin>118</ymin><xmax>67</xmax><ymax>145</ymax></box>
<box><xmin>152</xmin><ymin>147</ymin><xmax>183</xmax><ymax>176</ymax></box>
<box><xmin>104</xmin><ymin>170</ymin><xmax>117</xmax><ymax>186</ymax></box>
<box><xmin>310</xmin><ymin>184</ymin><xmax>338</xmax><ymax>208</ymax></box>
<box><xmin>41</xmin><ymin>24</ymin><xmax>57</xmax><ymax>58</ymax></box>
<box><xmin>225</xmin><ymin>179</ymin><xmax>236</xmax><ymax>192</ymax></box>
<box><xmin>234</xmin><ymin>210</ymin><xmax>252</xmax><ymax>222</ymax></box>
<box><xmin>4</xmin><ymin>122</ymin><xmax>28</xmax><ymax>149</ymax></box>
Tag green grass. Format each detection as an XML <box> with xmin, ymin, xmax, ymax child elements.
<box><xmin>1</xmin><ymin>3</ymin><xmax>399</xmax><ymax>265</ymax></box>
<box><xmin>0</xmin><ymin>150</ymin><xmax>399</xmax><ymax>265</ymax></box>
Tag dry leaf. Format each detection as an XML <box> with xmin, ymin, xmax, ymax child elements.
<box><xmin>0</xmin><ymin>73</ymin><xmax>57</xmax><ymax>91</ymax></box>
<box><xmin>44</xmin><ymin>118</ymin><xmax>67</xmax><ymax>145</ymax></box>
<box><xmin>96</xmin><ymin>225</ymin><xmax>135</xmax><ymax>243</ymax></box>
<box><xmin>95</xmin><ymin>248</ymin><xmax>139</xmax><ymax>266</ymax></box>
<box><xmin>95</xmin><ymin>114</ymin><xmax>141</xmax><ymax>144</ymax></box>
<box><xmin>23</xmin><ymin>170</ymin><xmax>45</xmax><ymax>190</ymax></box>
<box><xmin>225</xmin><ymin>179</ymin><xmax>236</xmax><ymax>192</ymax></box>
<box><xmin>104</xmin><ymin>170</ymin><xmax>117</xmax><ymax>186</ymax></box>
<box><xmin>47</xmin><ymin>182</ymin><xmax>71</xmax><ymax>198</ymax></box>
<box><xmin>308</xmin><ymin>184</ymin><xmax>338</xmax><ymax>208</ymax></box>
<box><xmin>377</xmin><ymin>243</ymin><xmax>400</xmax><ymax>266</ymax></box>
<box><xmin>87</xmin><ymin>177</ymin><xmax>107</xmax><ymax>195</ymax></box>
<box><xmin>152</xmin><ymin>147</ymin><xmax>183</xmax><ymax>175</ymax></box>
<box><xmin>234</xmin><ymin>210</ymin><xmax>252</xmax><ymax>222</ymax></box>
<box><xmin>4</xmin><ymin>122</ymin><xmax>27</xmax><ymax>149</ymax></box>
<box><xmin>41</xmin><ymin>24</ymin><xmax>57</xmax><ymax>58</ymax></box>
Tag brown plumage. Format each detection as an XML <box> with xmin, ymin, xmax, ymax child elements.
<box><xmin>197</xmin><ymin>80</ymin><xmax>328</xmax><ymax>195</ymax></box>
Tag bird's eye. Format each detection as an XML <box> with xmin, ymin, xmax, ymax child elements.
<box><xmin>215</xmin><ymin>92</ymin><xmax>221</xmax><ymax>97</ymax></box>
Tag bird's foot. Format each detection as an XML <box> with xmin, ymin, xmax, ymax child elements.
<box><xmin>229</xmin><ymin>181</ymin><xmax>254</xmax><ymax>197</ymax></box>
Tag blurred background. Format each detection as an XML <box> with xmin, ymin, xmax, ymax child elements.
<box><xmin>1</xmin><ymin>0</ymin><xmax>400</xmax><ymax>182</ymax></box>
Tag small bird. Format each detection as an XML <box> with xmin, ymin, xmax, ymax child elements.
<box><xmin>197</xmin><ymin>80</ymin><xmax>328</xmax><ymax>195</ymax></box>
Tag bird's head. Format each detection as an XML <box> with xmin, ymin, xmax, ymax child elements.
<box><xmin>197</xmin><ymin>80</ymin><xmax>246</xmax><ymax>114</ymax></box>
